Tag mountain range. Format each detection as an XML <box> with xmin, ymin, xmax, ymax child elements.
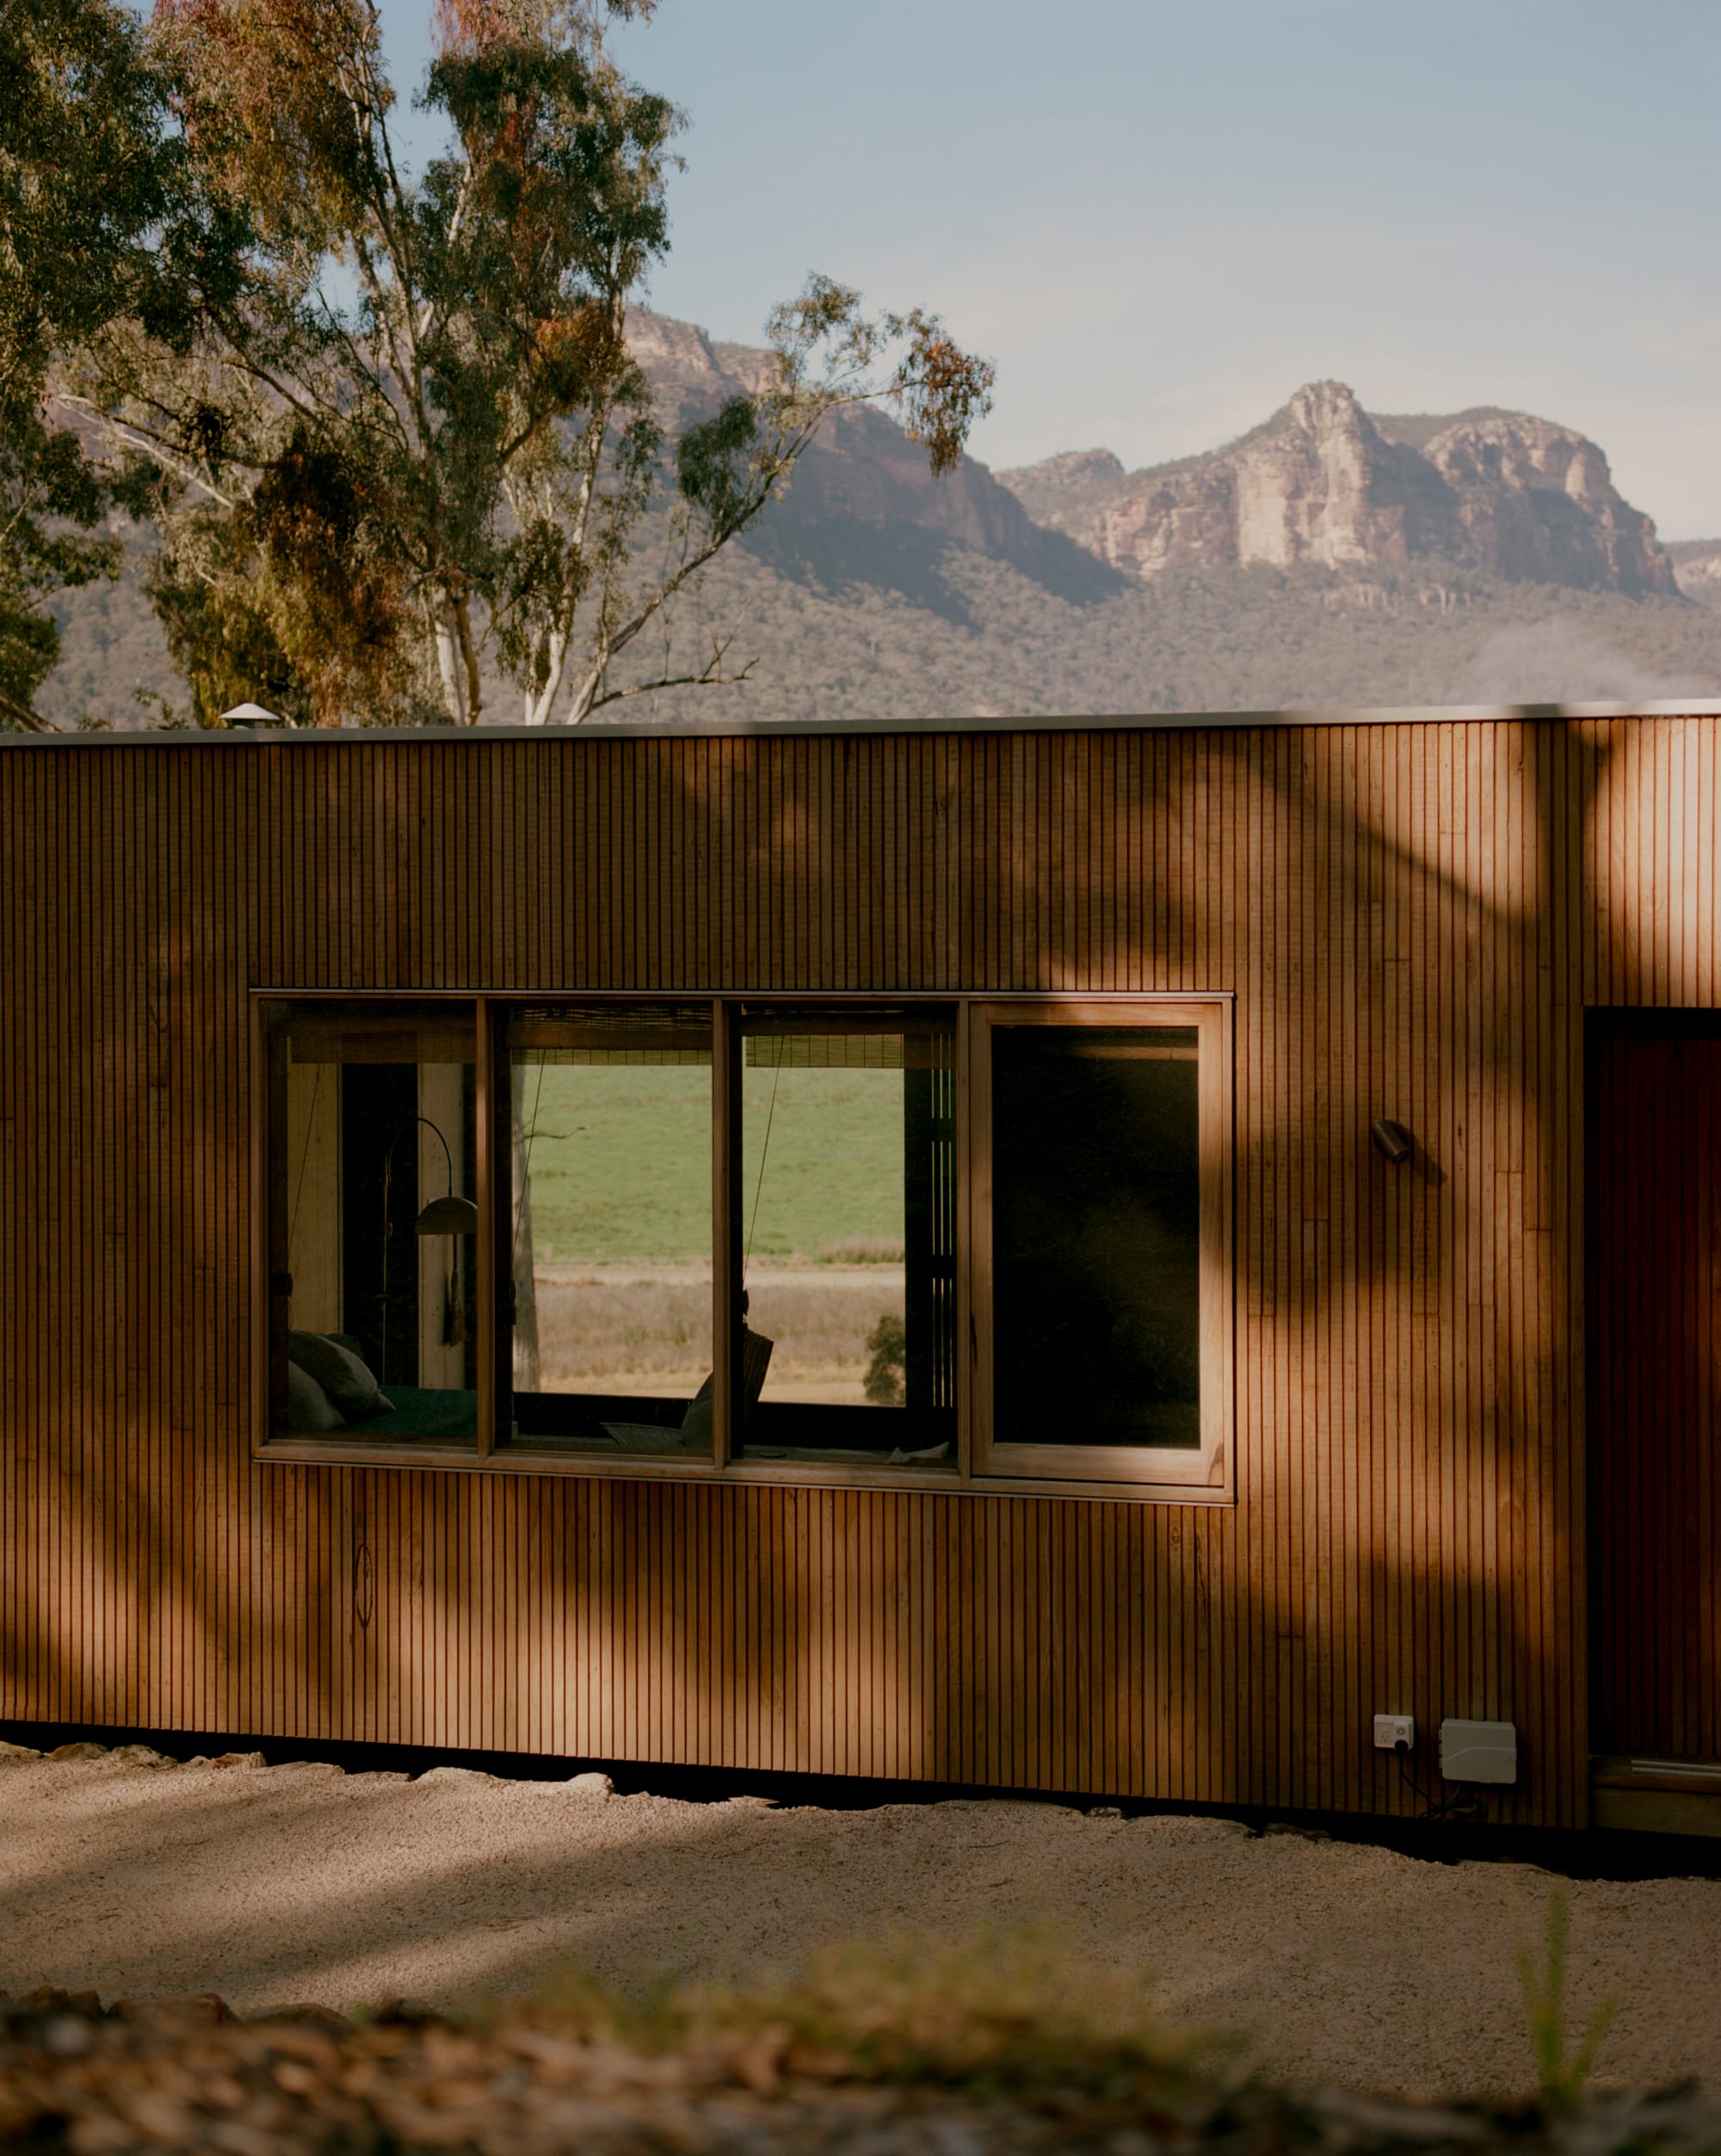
<box><xmin>1000</xmin><ymin>385</ymin><xmax>1675</xmax><ymax>596</ymax></box>
<box><xmin>39</xmin><ymin>314</ymin><xmax>1721</xmax><ymax>727</ymax></box>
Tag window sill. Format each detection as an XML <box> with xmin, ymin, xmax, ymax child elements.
<box><xmin>254</xmin><ymin>1437</ymin><xmax>1235</xmax><ymax>1503</ymax></box>
<box><xmin>257</xmin><ymin>1436</ymin><xmax>483</xmax><ymax>1472</ymax></box>
<box><xmin>980</xmin><ymin>1440</ymin><xmax>1226</xmax><ymax>1489</ymax></box>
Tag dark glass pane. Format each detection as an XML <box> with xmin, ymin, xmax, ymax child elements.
<box><xmin>735</xmin><ymin>1009</ymin><xmax>958</xmax><ymax>1468</ymax></box>
<box><xmin>501</xmin><ymin>1002</ymin><xmax>714</xmax><ymax>1459</ymax></box>
<box><xmin>992</xmin><ymin>1026</ymin><xmax>1200</xmax><ymax>1450</ymax></box>
<box><xmin>265</xmin><ymin>1004</ymin><xmax>478</xmax><ymax>1446</ymax></box>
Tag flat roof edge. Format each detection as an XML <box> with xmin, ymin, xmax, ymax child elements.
<box><xmin>8</xmin><ymin>698</ymin><xmax>1721</xmax><ymax>745</ymax></box>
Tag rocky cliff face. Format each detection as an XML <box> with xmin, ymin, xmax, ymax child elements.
<box><xmin>626</xmin><ymin>318</ymin><xmax>1675</xmax><ymax>601</ymax></box>
<box><xmin>626</xmin><ymin>311</ymin><xmax>1108</xmax><ymax>594</ymax></box>
<box><xmin>996</xmin><ymin>383</ymin><xmax>1676</xmax><ymax>596</ymax></box>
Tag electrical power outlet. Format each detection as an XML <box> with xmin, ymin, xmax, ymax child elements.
<box><xmin>1372</xmin><ymin>1714</ymin><xmax>1416</xmax><ymax>1751</ymax></box>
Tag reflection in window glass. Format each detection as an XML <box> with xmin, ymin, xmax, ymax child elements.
<box><xmin>737</xmin><ymin>1010</ymin><xmax>957</xmax><ymax>1467</ymax></box>
<box><xmin>992</xmin><ymin>1026</ymin><xmax>1200</xmax><ymax>1450</ymax></box>
<box><xmin>505</xmin><ymin>1004</ymin><xmax>713</xmax><ymax>1457</ymax></box>
<box><xmin>267</xmin><ymin>1004</ymin><xmax>478</xmax><ymax>1444</ymax></box>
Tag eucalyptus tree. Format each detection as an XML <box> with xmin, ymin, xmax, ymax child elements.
<box><xmin>71</xmin><ymin>0</ymin><xmax>994</xmax><ymax>726</ymax></box>
<box><xmin>0</xmin><ymin>0</ymin><xmax>194</xmax><ymax>729</ymax></box>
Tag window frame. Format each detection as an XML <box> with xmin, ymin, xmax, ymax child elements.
<box><xmin>253</xmin><ymin>992</ymin><xmax>495</xmax><ymax>1467</ymax></box>
<box><xmin>491</xmin><ymin>995</ymin><xmax>723</xmax><ymax>1467</ymax></box>
<box><xmin>251</xmin><ymin>989</ymin><xmax>1235</xmax><ymax>1504</ymax></box>
<box><xmin>965</xmin><ymin>998</ymin><xmax>1233</xmax><ymax>1498</ymax></box>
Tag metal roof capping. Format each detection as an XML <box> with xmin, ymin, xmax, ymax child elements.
<box><xmin>7</xmin><ymin>697</ymin><xmax>1721</xmax><ymax>745</ymax></box>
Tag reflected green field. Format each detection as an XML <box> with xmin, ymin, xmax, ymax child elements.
<box><xmin>518</xmin><ymin>1063</ymin><xmax>905</xmax><ymax>1264</ymax></box>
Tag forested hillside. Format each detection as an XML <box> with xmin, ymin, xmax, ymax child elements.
<box><xmin>46</xmin><ymin>537</ymin><xmax>1721</xmax><ymax>728</ymax></box>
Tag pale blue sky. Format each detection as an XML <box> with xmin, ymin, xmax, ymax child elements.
<box><xmin>379</xmin><ymin>1</ymin><xmax>1721</xmax><ymax>534</ymax></box>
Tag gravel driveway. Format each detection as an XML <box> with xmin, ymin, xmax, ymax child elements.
<box><xmin>2</xmin><ymin>1745</ymin><xmax>1717</xmax><ymax>2103</ymax></box>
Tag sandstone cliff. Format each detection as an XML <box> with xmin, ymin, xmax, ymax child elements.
<box><xmin>630</xmin><ymin>317</ymin><xmax>1675</xmax><ymax>600</ymax></box>
<box><xmin>996</xmin><ymin>383</ymin><xmax>1675</xmax><ymax>596</ymax></box>
<box><xmin>626</xmin><ymin>312</ymin><xmax>1113</xmax><ymax>597</ymax></box>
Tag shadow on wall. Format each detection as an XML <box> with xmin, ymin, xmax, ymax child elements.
<box><xmin>0</xmin><ymin>715</ymin><xmax>1675</xmax><ymax>1825</ymax></box>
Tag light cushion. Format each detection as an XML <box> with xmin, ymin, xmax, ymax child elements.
<box><xmin>287</xmin><ymin>1331</ymin><xmax>393</xmax><ymax>1418</ymax></box>
<box><xmin>285</xmin><ymin>1359</ymin><xmax>345</xmax><ymax>1433</ymax></box>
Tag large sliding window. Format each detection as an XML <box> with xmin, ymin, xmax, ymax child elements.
<box><xmin>259</xmin><ymin>995</ymin><xmax>1231</xmax><ymax>1498</ymax></box>
<box><xmin>734</xmin><ymin>1007</ymin><xmax>957</xmax><ymax>1469</ymax></box>
<box><xmin>502</xmin><ymin>1002</ymin><xmax>714</xmax><ymax>1461</ymax></box>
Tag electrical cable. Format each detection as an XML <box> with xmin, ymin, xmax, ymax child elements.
<box><xmin>743</xmin><ymin>1041</ymin><xmax>783</xmax><ymax>1285</ymax></box>
<box><xmin>1395</xmin><ymin>1744</ymin><xmax>1482</xmax><ymax>1823</ymax></box>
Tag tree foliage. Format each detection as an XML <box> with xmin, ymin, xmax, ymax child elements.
<box><xmin>53</xmin><ymin>0</ymin><xmax>994</xmax><ymax>726</ymax></box>
<box><xmin>0</xmin><ymin>0</ymin><xmax>190</xmax><ymax>729</ymax></box>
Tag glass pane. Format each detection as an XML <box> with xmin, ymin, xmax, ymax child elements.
<box><xmin>503</xmin><ymin>1003</ymin><xmax>713</xmax><ymax>1458</ymax></box>
<box><xmin>736</xmin><ymin>1009</ymin><xmax>957</xmax><ymax>1467</ymax></box>
<box><xmin>267</xmin><ymin>1004</ymin><xmax>478</xmax><ymax>1445</ymax></box>
<box><xmin>992</xmin><ymin>1025</ymin><xmax>1201</xmax><ymax>1450</ymax></box>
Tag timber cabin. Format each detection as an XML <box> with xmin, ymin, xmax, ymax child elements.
<box><xmin>2</xmin><ymin>704</ymin><xmax>1718</xmax><ymax>1838</ymax></box>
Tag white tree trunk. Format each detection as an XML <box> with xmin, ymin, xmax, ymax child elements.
<box><xmin>567</xmin><ymin>658</ymin><xmax>604</xmax><ymax>723</ymax></box>
<box><xmin>521</xmin><ymin>622</ymin><xmax>570</xmax><ymax>726</ymax></box>
<box><xmin>432</xmin><ymin>609</ymin><xmax>472</xmax><ymax>725</ymax></box>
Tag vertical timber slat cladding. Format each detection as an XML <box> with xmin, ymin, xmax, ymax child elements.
<box><xmin>6</xmin><ymin>714</ymin><xmax>1721</xmax><ymax>1824</ymax></box>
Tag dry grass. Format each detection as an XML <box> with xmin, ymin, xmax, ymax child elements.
<box><xmin>534</xmin><ymin>1277</ymin><xmax>711</xmax><ymax>1387</ymax></box>
<box><xmin>534</xmin><ymin>1270</ymin><xmax>905</xmax><ymax>1391</ymax></box>
<box><xmin>521</xmin><ymin>1926</ymin><xmax>1215</xmax><ymax>2104</ymax></box>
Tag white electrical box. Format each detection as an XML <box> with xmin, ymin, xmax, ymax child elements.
<box><xmin>1439</xmin><ymin>1717</ymin><xmax>1517</xmax><ymax>1784</ymax></box>
<box><xmin>1372</xmin><ymin>1714</ymin><xmax>1415</xmax><ymax>1751</ymax></box>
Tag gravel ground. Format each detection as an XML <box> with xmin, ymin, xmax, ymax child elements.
<box><xmin>1</xmin><ymin>1744</ymin><xmax>1717</xmax><ymax>2104</ymax></box>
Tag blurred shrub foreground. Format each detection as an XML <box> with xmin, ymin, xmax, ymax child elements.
<box><xmin>0</xmin><ymin>1928</ymin><xmax>1716</xmax><ymax>2154</ymax></box>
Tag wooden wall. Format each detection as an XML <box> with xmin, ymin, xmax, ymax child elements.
<box><xmin>2</xmin><ymin>715</ymin><xmax>1717</xmax><ymax>1825</ymax></box>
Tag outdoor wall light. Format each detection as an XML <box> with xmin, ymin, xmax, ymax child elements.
<box><xmin>1371</xmin><ymin>1118</ymin><xmax>1414</xmax><ymax>1164</ymax></box>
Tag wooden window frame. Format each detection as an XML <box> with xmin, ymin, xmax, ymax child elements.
<box><xmin>252</xmin><ymin>994</ymin><xmax>489</xmax><ymax>1471</ymax></box>
<box><xmin>251</xmin><ymin>989</ymin><xmax>1235</xmax><ymax>1506</ymax></box>
<box><xmin>966</xmin><ymin>998</ymin><xmax>1234</xmax><ymax>1499</ymax></box>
